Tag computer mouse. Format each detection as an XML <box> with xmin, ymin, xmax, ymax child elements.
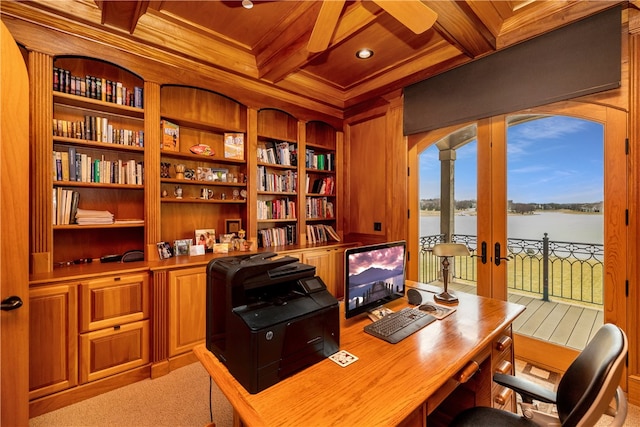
<box><xmin>419</xmin><ymin>304</ymin><xmax>436</xmax><ymax>312</ymax></box>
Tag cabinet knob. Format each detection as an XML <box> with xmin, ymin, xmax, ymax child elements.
<box><xmin>495</xmin><ymin>360</ymin><xmax>512</xmax><ymax>374</ymax></box>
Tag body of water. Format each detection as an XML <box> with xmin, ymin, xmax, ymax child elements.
<box><xmin>420</xmin><ymin>211</ymin><xmax>603</xmax><ymax>245</ymax></box>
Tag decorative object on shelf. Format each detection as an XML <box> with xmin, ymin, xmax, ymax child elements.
<box><xmin>214</xmin><ymin>243</ymin><xmax>229</xmax><ymax>253</ymax></box>
<box><xmin>224</xmin><ymin>133</ymin><xmax>245</xmax><ymax>160</ymax></box>
<box><xmin>184</xmin><ymin>168</ymin><xmax>195</xmax><ymax>180</ymax></box>
<box><xmin>160</xmin><ymin>162</ymin><xmax>171</xmax><ymax>178</ymax></box>
<box><xmin>236</xmin><ymin>229</ymin><xmax>248</xmax><ymax>251</ymax></box>
<box><xmin>432</xmin><ymin>243</ymin><xmax>471</xmax><ymax>304</ymax></box>
<box><xmin>211</xmin><ymin>168</ymin><xmax>229</xmax><ymax>181</ymax></box>
<box><xmin>200</xmin><ymin>188</ymin><xmax>214</xmax><ymax>200</ymax></box>
<box><xmin>161</xmin><ymin>119</ymin><xmax>179</xmax><ymax>152</ymax></box>
<box><xmin>220</xmin><ymin>192</ymin><xmax>226</xmax><ymax>200</ymax></box>
<box><xmin>232</xmin><ymin>189</ymin><xmax>240</xmax><ymax>200</ymax></box>
<box><xmin>174</xmin><ymin>185</ymin><xmax>183</xmax><ymax>199</ymax></box>
<box><xmin>161</xmin><ymin>189</ymin><xmax>168</xmax><ymax>198</ymax></box>
<box><xmin>195</xmin><ymin>228</ymin><xmax>216</xmax><ymax>250</ymax></box>
<box><xmin>240</xmin><ymin>189</ymin><xmax>247</xmax><ymax>199</ymax></box>
<box><xmin>156</xmin><ymin>241</ymin><xmax>173</xmax><ymax>259</ymax></box>
<box><xmin>173</xmin><ymin>239</ymin><xmax>192</xmax><ymax>256</ymax></box>
<box><xmin>174</xmin><ymin>164</ymin><xmax>185</xmax><ymax>180</ymax></box>
<box><xmin>190</xmin><ymin>143</ymin><xmax>214</xmax><ymax>156</ymax></box>
<box><xmin>238</xmin><ymin>172</ymin><xmax>245</xmax><ymax>183</ymax></box>
<box><xmin>225</xmin><ymin>218</ymin><xmax>242</xmax><ymax>236</ymax></box>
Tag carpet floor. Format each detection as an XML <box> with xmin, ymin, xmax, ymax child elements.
<box><xmin>29</xmin><ymin>359</ymin><xmax>639</xmax><ymax>426</ymax></box>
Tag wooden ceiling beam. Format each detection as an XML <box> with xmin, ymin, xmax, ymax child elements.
<box><xmin>95</xmin><ymin>0</ymin><xmax>149</xmax><ymax>34</ymax></box>
<box><xmin>257</xmin><ymin>2</ymin><xmax>379</xmax><ymax>84</ymax></box>
<box><xmin>425</xmin><ymin>0</ymin><xmax>496</xmax><ymax>58</ymax></box>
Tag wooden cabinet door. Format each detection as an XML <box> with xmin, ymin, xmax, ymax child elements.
<box><xmin>302</xmin><ymin>248</ymin><xmax>341</xmax><ymax>297</ymax></box>
<box><xmin>79</xmin><ymin>320</ymin><xmax>149</xmax><ymax>383</ymax></box>
<box><xmin>168</xmin><ymin>267</ymin><xmax>206</xmax><ymax>356</ymax></box>
<box><xmin>79</xmin><ymin>273</ymin><xmax>149</xmax><ymax>333</ymax></box>
<box><xmin>29</xmin><ymin>284</ymin><xmax>78</xmax><ymax>400</ymax></box>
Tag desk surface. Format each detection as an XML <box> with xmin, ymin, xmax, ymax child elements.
<box><xmin>193</xmin><ymin>281</ymin><xmax>525</xmax><ymax>427</ymax></box>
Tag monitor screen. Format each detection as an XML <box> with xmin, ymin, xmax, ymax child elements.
<box><xmin>344</xmin><ymin>241</ymin><xmax>406</xmax><ymax>319</ymax></box>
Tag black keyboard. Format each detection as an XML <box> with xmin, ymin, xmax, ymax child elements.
<box><xmin>364</xmin><ymin>307</ymin><xmax>436</xmax><ymax>344</ymax></box>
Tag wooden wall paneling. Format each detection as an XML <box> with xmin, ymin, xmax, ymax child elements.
<box><xmin>385</xmin><ymin>94</ymin><xmax>407</xmax><ymax>243</ymax></box>
<box><xmin>346</xmin><ymin>115</ymin><xmax>387</xmax><ymax>241</ymax></box>
<box><xmin>145</xmin><ymin>81</ymin><xmax>161</xmax><ymax>259</ymax></box>
<box><xmin>29</xmin><ymin>51</ymin><xmax>53</xmax><ymax>273</ymax></box>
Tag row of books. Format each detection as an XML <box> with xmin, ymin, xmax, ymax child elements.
<box><xmin>307</xmin><ymin>224</ymin><xmax>340</xmax><ymax>244</ymax></box>
<box><xmin>257</xmin><ymin>224</ymin><xmax>297</xmax><ymax>248</ymax></box>
<box><xmin>53</xmin><ymin>117</ymin><xmax>144</xmax><ymax>147</ymax></box>
<box><xmin>307</xmin><ymin>175</ymin><xmax>335</xmax><ymax>195</ymax></box>
<box><xmin>54</xmin><ymin>149</ymin><xmax>144</xmax><ymax>185</ymax></box>
<box><xmin>257</xmin><ymin>198</ymin><xmax>297</xmax><ymax>220</ymax></box>
<box><xmin>305</xmin><ymin>150</ymin><xmax>334</xmax><ymax>171</ymax></box>
<box><xmin>52</xmin><ymin>188</ymin><xmax>79</xmax><ymax>225</ymax></box>
<box><xmin>257</xmin><ymin>141</ymin><xmax>297</xmax><ymax>166</ymax></box>
<box><xmin>306</xmin><ymin>197</ymin><xmax>334</xmax><ymax>219</ymax></box>
<box><xmin>53</xmin><ymin>67</ymin><xmax>143</xmax><ymax>108</ymax></box>
<box><xmin>257</xmin><ymin>167</ymin><xmax>297</xmax><ymax>193</ymax></box>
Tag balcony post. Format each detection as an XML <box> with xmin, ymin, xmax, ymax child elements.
<box><xmin>542</xmin><ymin>233</ymin><xmax>550</xmax><ymax>301</ymax></box>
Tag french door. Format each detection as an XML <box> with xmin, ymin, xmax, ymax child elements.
<box><xmin>409</xmin><ymin>100</ymin><xmax>627</xmax><ymax>372</ymax></box>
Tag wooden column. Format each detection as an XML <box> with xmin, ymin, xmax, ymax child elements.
<box><xmin>28</xmin><ymin>51</ymin><xmax>53</xmax><ymax>273</ymax></box>
<box><xmin>144</xmin><ymin>81</ymin><xmax>161</xmax><ymax>259</ymax></box>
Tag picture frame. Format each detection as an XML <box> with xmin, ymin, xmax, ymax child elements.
<box><xmin>194</xmin><ymin>228</ymin><xmax>216</xmax><ymax>250</ymax></box>
<box><xmin>173</xmin><ymin>239</ymin><xmax>192</xmax><ymax>256</ymax></box>
<box><xmin>225</xmin><ymin>219</ymin><xmax>241</xmax><ymax>235</ymax></box>
<box><xmin>224</xmin><ymin>132</ymin><xmax>245</xmax><ymax>160</ymax></box>
<box><xmin>156</xmin><ymin>241</ymin><xmax>173</xmax><ymax>259</ymax></box>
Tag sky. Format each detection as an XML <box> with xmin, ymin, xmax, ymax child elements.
<box><xmin>419</xmin><ymin>116</ymin><xmax>604</xmax><ymax>204</ymax></box>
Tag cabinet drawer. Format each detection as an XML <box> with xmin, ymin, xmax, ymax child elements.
<box><xmin>79</xmin><ymin>320</ymin><xmax>149</xmax><ymax>383</ymax></box>
<box><xmin>80</xmin><ymin>274</ymin><xmax>149</xmax><ymax>332</ymax></box>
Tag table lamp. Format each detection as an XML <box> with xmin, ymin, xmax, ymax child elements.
<box><xmin>432</xmin><ymin>243</ymin><xmax>470</xmax><ymax>304</ymax></box>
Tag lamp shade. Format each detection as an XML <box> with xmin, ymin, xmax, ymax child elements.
<box><xmin>432</xmin><ymin>243</ymin><xmax>470</xmax><ymax>257</ymax></box>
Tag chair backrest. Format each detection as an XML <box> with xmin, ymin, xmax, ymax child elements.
<box><xmin>556</xmin><ymin>323</ymin><xmax>628</xmax><ymax>427</ymax></box>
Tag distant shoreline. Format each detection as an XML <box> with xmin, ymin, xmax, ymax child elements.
<box><xmin>419</xmin><ymin>209</ymin><xmax>603</xmax><ymax>217</ymax></box>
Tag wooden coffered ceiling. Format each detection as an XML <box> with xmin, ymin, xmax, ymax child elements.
<box><xmin>1</xmin><ymin>1</ymin><xmax>628</xmax><ymax>115</ymax></box>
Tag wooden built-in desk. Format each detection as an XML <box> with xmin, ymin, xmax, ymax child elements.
<box><xmin>193</xmin><ymin>281</ymin><xmax>525</xmax><ymax>426</ymax></box>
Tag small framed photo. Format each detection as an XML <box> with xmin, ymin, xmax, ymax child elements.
<box><xmin>195</xmin><ymin>228</ymin><xmax>216</xmax><ymax>250</ymax></box>
<box><xmin>156</xmin><ymin>241</ymin><xmax>173</xmax><ymax>259</ymax></box>
<box><xmin>224</xmin><ymin>132</ymin><xmax>245</xmax><ymax>160</ymax></box>
<box><xmin>173</xmin><ymin>239</ymin><xmax>192</xmax><ymax>256</ymax></box>
<box><xmin>225</xmin><ymin>219</ymin><xmax>241</xmax><ymax>236</ymax></box>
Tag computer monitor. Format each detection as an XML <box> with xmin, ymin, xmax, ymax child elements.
<box><xmin>344</xmin><ymin>241</ymin><xmax>406</xmax><ymax>319</ymax></box>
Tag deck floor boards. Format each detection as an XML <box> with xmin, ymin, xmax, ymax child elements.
<box><xmin>448</xmin><ymin>282</ymin><xmax>603</xmax><ymax>351</ymax></box>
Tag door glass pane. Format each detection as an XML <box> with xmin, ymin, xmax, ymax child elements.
<box><xmin>506</xmin><ymin>115</ymin><xmax>604</xmax><ymax>348</ymax></box>
<box><xmin>418</xmin><ymin>125</ymin><xmax>478</xmax><ymax>295</ymax></box>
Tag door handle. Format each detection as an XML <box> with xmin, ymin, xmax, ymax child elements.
<box><xmin>1</xmin><ymin>295</ymin><xmax>23</xmax><ymax>311</ymax></box>
<box><xmin>471</xmin><ymin>241</ymin><xmax>488</xmax><ymax>264</ymax></box>
<box><xmin>494</xmin><ymin>242</ymin><xmax>511</xmax><ymax>266</ymax></box>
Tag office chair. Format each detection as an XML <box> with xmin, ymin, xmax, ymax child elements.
<box><xmin>450</xmin><ymin>323</ymin><xmax>628</xmax><ymax>427</ymax></box>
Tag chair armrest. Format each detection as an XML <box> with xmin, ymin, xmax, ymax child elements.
<box><xmin>493</xmin><ymin>373</ymin><xmax>557</xmax><ymax>404</ymax></box>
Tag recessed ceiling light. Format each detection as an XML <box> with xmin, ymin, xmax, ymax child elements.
<box><xmin>242</xmin><ymin>0</ymin><xmax>253</xmax><ymax>9</ymax></box>
<box><xmin>356</xmin><ymin>49</ymin><xmax>374</xmax><ymax>59</ymax></box>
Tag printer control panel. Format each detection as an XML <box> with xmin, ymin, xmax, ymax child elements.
<box><xmin>298</xmin><ymin>276</ymin><xmax>327</xmax><ymax>294</ymax></box>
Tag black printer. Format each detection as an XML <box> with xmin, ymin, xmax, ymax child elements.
<box><xmin>206</xmin><ymin>252</ymin><xmax>340</xmax><ymax>394</ymax></box>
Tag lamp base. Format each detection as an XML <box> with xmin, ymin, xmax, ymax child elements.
<box><xmin>434</xmin><ymin>290</ymin><xmax>459</xmax><ymax>304</ymax></box>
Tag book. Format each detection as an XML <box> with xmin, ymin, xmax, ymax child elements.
<box><xmin>161</xmin><ymin>119</ymin><xmax>179</xmax><ymax>151</ymax></box>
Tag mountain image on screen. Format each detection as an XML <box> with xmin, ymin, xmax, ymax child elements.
<box><xmin>348</xmin><ymin>266</ymin><xmax>404</xmax><ymax>311</ymax></box>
